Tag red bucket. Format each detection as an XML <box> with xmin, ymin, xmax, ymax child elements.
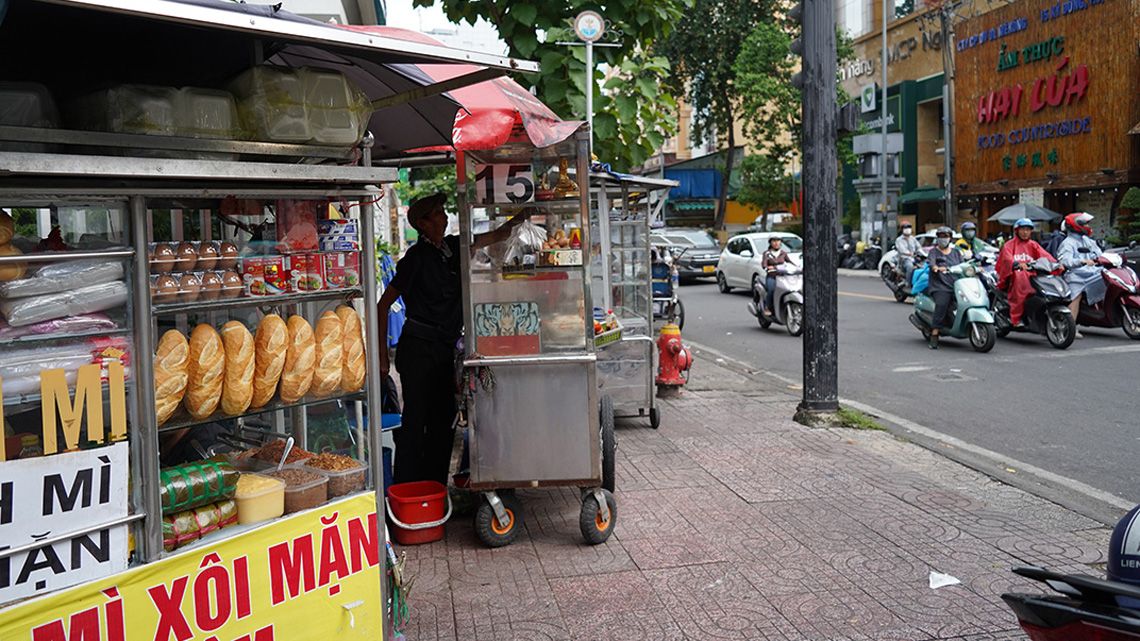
<box><xmin>385</xmin><ymin>481</ymin><xmax>451</xmax><ymax>545</ymax></box>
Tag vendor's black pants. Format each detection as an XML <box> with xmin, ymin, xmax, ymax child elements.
<box><xmin>931</xmin><ymin>290</ymin><xmax>955</xmax><ymax>330</ymax></box>
<box><xmin>393</xmin><ymin>335</ymin><xmax>457</xmax><ymax>486</ymax></box>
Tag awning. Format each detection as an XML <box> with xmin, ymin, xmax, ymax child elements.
<box><xmin>670</xmin><ymin>201</ymin><xmax>716</xmax><ymax>211</ymax></box>
<box><xmin>898</xmin><ymin>186</ymin><xmax>945</xmax><ymax>204</ymax></box>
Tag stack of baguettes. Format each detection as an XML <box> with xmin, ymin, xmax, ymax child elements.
<box><xmin>153</xmin><ymin>305</ymin><xmax>366</xmax><ymax>425</ymax></box>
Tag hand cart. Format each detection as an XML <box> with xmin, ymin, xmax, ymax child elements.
<box><xmin>456</xmin><ymin>126</ymin><xmax>616</xmax><ymax>547</ymax></box>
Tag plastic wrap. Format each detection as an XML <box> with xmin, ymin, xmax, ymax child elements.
<box><xmin>0</xmin><ymin>343</ymin><xmax>94</xmax><ymax>396</ymax></box>
<box><xmin>175</xmin><ymin>88</ymin><xmax>240</xmax><ymax>140</ymax></box>
<box><xmin>0</xmin><ymin>313</ymin><xmax>118</xmax><ymax>341</ymax></box>
<box><xmin>0</xmin><ymin>82</ymin><xmax>60</xmax><ymax>153</ymax></box>
<box><xmin>68</xmin><ymin>85</ymin><xmax>178</xmax><ymax>136</ymax></box>
<box><xmin>0</xmin><ymin>260</ymin><xmax>124</xmax><ymax>298</ymax></box>
<box><xmin>504</xmin><ymin>221</ymin><xmax>546</xmax><ymax>267</ymax></box>
<box><xmin>162</xmin><ymin>499</ymin><xmax>238</xmax><ymax>552</ymax></box>
<box><xmin>0</xmin><ymin>280</ymin><xmax>128</xmax><ymax>327</ymax></box>
<box><xmin>159</xmin><ymin>460</ymin><xmax>239</xmax><ymax>515</ymax></box>
<box><xmin>229</xmin><ymin>67</ymin><xmax>310</xmax><ymax>143</ymax></box>
<box><xmin>301</xmin><ymin>68</ymin><xmax>371</xmax><ymax>145</ymax></box>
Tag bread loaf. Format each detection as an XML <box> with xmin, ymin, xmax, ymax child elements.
<box><xmin>184</xmin><ymin>324</ymin><xmax>224</xmax><ymax>419</ymax></box>
<box><xmin>0</xmin><ymin>211</ymin><xmax>14</xmax><ymax>245</ymax></box>
<box><xmin>220</xmin><ymin>321</ymin><xmax>254</xmax><ymax>416</ymax></box>
<box><xmin>279</xmin><ymin>315</ymin><xmax>315</xmax><ymax>403</ymax></box>
<box><xmin>311</xmin><ymin>311</ymin><xmax>343</xmax><ymax>397</ymax></box>
<box><xmin>0</xmin><ymin>244</ymin><xmax>26</xmax><ymax>282</ymax></box>
<box><xmin>154</xmin><ymin>330</ymin><xmax>189</xmax><ymax>425</ymax></box>
<box><xmin>251</xmin><ymin>314</ymin><xmax>288</xmax><ymax>408</ymax></box>
<box><xmin>336</xmin><ymin>305</ymin><xmax>365</xmax><ymax>392</ymax></box>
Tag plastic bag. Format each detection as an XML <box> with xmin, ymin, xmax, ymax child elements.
<box><xmin>159</xmin><ymin>460</ymin><xmax>239</xmax><ymax>515</ymax></box>
<box><xmin>0</xmin><ymin>313</ymin><xmax>118</xmax><ymax>341</ymax></box>
<box><xmin>162</xmin><ymin>499</ymin><xmax>238</xmax><ymax>552</ymax></box>
<box><xmin>0</xmin><ymin>260</ymin><xmax>124</xmax><ymax>298</ymax></box>
<box><xmin>503</xmin><ymin>221</ymin><xmax>546</xmax><ymax>267</ymax></box>
<box><xmin>912</xmin><ymin>263</ymin><xmax>930</xmax><ymax>295</ymax></box>
<box><xmin>0</xmin><ymin>280</ymin><xmax>127</xmax><ymax>327</ymax></box>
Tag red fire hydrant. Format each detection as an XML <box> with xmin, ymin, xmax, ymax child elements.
<box><xmin>656</xmin><ymin>323</ymin><xmax>692</xmax><ymax>396</ymax></box>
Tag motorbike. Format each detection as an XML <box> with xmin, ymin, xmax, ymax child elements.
<box><xmin>979</xmin><ymin>256</ymin><xmax>1076</xmax><ymax>349</ymax></box>
<box><xmin>881</xmin><ymin>250</ymin><xmax>928</xmax><ymax>303</ymax></box>
<box><xmin>837</xmin><ymin>233</ymin><xmax>855</xmax><ymax>268</ymax></box>
<box><xmin>908</xmin><ymin>260</ymin><xmax>997</xmax><ymax>352</ymax></box>
<box><xmin>1073</xmin><ymin>249</ymin><xmax>1140</xmax><ymax>339</ymax></box>
<box><xmin>747</xmin><ymin>264</ymin><xmax>805</xmax><ymax>336</ymax></box>
<box><xmin>1003</xmin><ymin>566</ymin><xmax>1140</xmax><ymax>641</ymax></box>
<box><xmin>844</xmin><ymin>236</ymin><xmax>883</xmax><ymax>270</ymax></box>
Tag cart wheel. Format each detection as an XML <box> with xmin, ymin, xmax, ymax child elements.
<box><xmin>600</xmin><ymin>395</ymin><xmax>616</xmax><ymax>492</ymax></box>
<box><xmin>675</xmin><ymin>298</ymin><xmax>685</xmax><ymax>331</ymax></box>
<box><xmin>649</xmin><ymin>406</ymin><xmax>661</xmax><ymax>430</ymax></box>
<box><xmin>474</xmin><ymin>493</ymin><xmax>522</xmax><ymax>548</ymax></box>
<box><xmin>580</xmin><ymin>489</ymin><xmax>617</xmax><ymax>545</ymax></box>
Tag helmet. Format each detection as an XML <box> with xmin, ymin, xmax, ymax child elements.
<box><xmin>1014</xmin><ymin>218</ymin><xmax>1035</xmax><ymax>230</ymax></box>
<box><xmin>1063</xmin><ymin>212</ymin><xmax>1094</xmax><ymax>236</ymax></box>
<box><xmin>935</xmin><ymin>226</ymin><xmax>953</xmax><ymax>237</ymax></box>
<box><xmin>901</xmin><ymin>222</ymin><xmax>913</xmax><ymax>230</ymax></box>
<box><xmin>960</xmin><ymin>221</ymin><xmax>977</xmax><ymax>239</ymax></box>
<box><xmin>1109</xmin><ymin>505</ymin><xmax>1140</xmax><ymax>596</ymax></box>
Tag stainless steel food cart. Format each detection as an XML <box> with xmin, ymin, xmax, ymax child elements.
<box><xmin>456</xmin><ymin>126</ymin><xmax>616</xmax><ymax>547</ymax></box>
<box><xmin>590</xmin><ymin>171</ymin><xmax>678</xmax><ymax>429</ymax></box>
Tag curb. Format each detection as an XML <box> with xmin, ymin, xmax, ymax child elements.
<box><xmin>686</xmin><ymin>340</ymin><xmax>1131</xmax><ymax>527</ymax></box>
<box><xmin>837</xmin><ymin>268</ymin><xmax>881</xmax><ymax>279</ymax></box>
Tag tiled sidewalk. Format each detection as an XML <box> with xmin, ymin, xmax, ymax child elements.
<box><xmin>395</xmin><ymin>361</ymin><xmax>1110</xmax><ymax>640</ymax></box>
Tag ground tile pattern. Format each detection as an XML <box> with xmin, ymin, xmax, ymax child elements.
<box><xmin>394</xmin><ymin>361</ymin><xmax>1112</xmax><ymax>640</ymax></box>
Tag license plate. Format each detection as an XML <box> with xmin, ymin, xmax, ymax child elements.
<box><xmin>702</xmin><ymin>265</ymin><xmax>715</xmax><ymax>273</ymax></box>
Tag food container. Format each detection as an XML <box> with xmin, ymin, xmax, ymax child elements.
<box><xmin>242</xmin><ymin>256</ymin><xmax>289</xmax><ymax>296</ymax></box>
<box><xmin>150</xmin><ymin>274</ymin><xmax>180</xmax><ymax>304</ymax></box>
<box><xmin>173</xmin><ymin>241</ymin><xmax>198</xmax><ymax>272</ymax></box>
<box><xmin>219</xmin><ymin>270</ymin><xmax>243</xmax><ymax>299</ymax></box>
<box><xmin>175</xmin><ymin>88</ymin><xmax>239</xmax><ymax>140</ymax></box>
<box><xmin>268</xmin><ymin>469</ymin><xmax>328</xmax><ymax>514</ymax></box>
<box><xmin>288</xmin><ymin>253</ymin><xmax>325</xmax><ymax>291</ymax></box>
<box><xmin>317</xmin><ymin>219</ymin><xmax>359</xmax><ymax>237</ymax></box>
<box><xmin>254</xmin><ymin>439</ymin><xmax>314</xmax><ymax>466</ymax></box>
<box><xmin>68</xmin><ymin>85</ymin><xmax>178</xmax><ymax>136</ymax></box>
<box><xmin>229</xmin><ymin>67</ymin><xmax>310</xmax><ymax>143</ymax></box>
<box><xmin>198</xmin><ymin>270</ymin><xmax>224</xmax><ymax>301</ymax></box>
<box><xmin>217</xmin><ymin>242</ymin><xmax>240</xmax><ymax>269</ymax></box>
<box><xmin>195</xmin><ymin>241</ymin><xmax>220</xmax><ymax>271</ymax></box>
<box><xmin>149</xmin><ymin>242</ymin><xmax>178</xmax><ymax>274</ymax></box>
<box><xmin>305</xmin><ymin>453</ymin><xmax>366</xmax><ymax>498</ymax></box>
<box><xmin>215</xmin><ymin>448</ymin><xmax>260</xmax><ymax>471</ymax></box>
<box><xmin>322</xmin><ymin>252</ymin><xmax>360</xmax><ymax>289</ymax></box>
<box><xmin>0</xmin><ymin>82</ymin><xmax>60</xmax><ymax>153</ymax></box>
<box><xmin>174</xmin><ymin>272</ymin><xmax>201</xmax><ymax>303</ymax></box>
<box><xmin>234</xmin><ymin>474</ymin><xmax>285</xmax><ymax>525</ymax></box>
<box><xmin>318</xmin><ymin>235</ymin><xmax>361</xmax><ymax>252</ymax></box>
<box><xmin>302</xmin><ymin>69</ymin><xmax>370</xmax><ymax>145</ymax></box>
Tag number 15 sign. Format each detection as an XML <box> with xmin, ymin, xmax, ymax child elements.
<box><xmin>474</xmin><ymin>163</ymin><xmax>535</xmax><ymax>204</ymax></box>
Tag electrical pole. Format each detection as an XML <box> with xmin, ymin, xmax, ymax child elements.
<box><xmin>880</xmin><ymin>0</ymin><xmax>890</xmax><ymax>243</ymax></box>
<box><xmin>791</xmin><ymin>0</ymin><xmax>840</xmax><ymax>416</ymax></box>
<box><xmin>939</xmin><ymin>4</ymin><xmax>959</xmax><ymax>227</ymax></box>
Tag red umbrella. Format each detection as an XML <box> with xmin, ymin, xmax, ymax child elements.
<box><xmin>340</xmin><ymin>25</ymin><xmax>582</xmax><ymax>151</ymax></box>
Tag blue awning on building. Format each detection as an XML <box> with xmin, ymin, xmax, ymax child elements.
<box><xmin>665</xmin><ymin>169</ymin><xmax>721</xmax><ymax>200</ymax></box>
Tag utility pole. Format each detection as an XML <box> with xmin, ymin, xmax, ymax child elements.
<box><xmin>880</xmin><ymin>0</ymin><xmax>890</xmax><ymax>243</ymax></box>
<box><xmin>790</xmin><ymin>0</ymin><xmax>840</xmax><ymax>417</ymax></box>
<box><xmin>938</xmin><ymin>4</ymin><xmax>960</xmax><ymax>227</ymax></box>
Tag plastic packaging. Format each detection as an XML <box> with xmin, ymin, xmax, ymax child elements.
<box><xmin>268</xmin><ymin>468</ymin><xmax>328</xmax><ymax>513</ymax></box>
<box><xmin>235</xmin><ymin>473</ymin><xmax>285</xmax><ymax>525</ymax></box>
<box><xmin>163</xmin><ymin>499</ymin><xmax>238</xmax><ymax>551</ymax></box>
<box><xmin>0</xmin><ymin>313</ymin><xmax>118</xmax><ymax>341</ymax></box>
<box><xmin>0</xmin><ymin>260</ymin><xmax>124</xmax><ymax>298</ymax></box>
<box><xmin>504</xmin><ymin>221</ymin><xmax>547</xmax><ymax>268</ymax></box>
<box><xmin>0</xmin><ymin>82</ymin><xmax>60</xmax><ymax>152</ymax></box>
<box><xmin>69</xmin><ymin>85</ymin><xmax>178</xmax><ymax>136</ymax></box>
<box><xmin>323</xmin><ymin>252</ymin><xmax>360</xmax><ymax>289</ymax></box>
<box><xmin>305</xmin><ymin>453</ymin><xmax>365</xmax><ymax>497</ymax></box>
<box><xmin>276</xmin><ymin>200</ymin><xmax>320</xmax><ymax>253</ymax></box>
<box><xmin>301</xmin><ymin>69</ymin><xmax>371</xmax><ymax>145</ymax></box>
<box><xmin>175</xmin><ymin>88</ymin><xmax>239</xmax><ymax>140</ymax></box>
<box><xmin>0</xmin><ymin>280</ymin><xmax>128</xmax><ymax>327</ymax></box>
<box><xmin>0</xmin><ymin>343</ymin><xmax>94</xmax><ymax>396</ymax></box>
<box><xmin>159</xmin><ymin>460</ymin><xmax>239</xmax><ymax>515</ymax></box>
<box><xmin>242</xmin><ymin>257</ymin><xmax>289</xmax><ymax>296</ymax></box>
<box><xmin>150</xmin><ymin>270</ymin><xmax>242</xmax><ymax>304</ymax></box>
<box><xmin>229</xmin><ymin>67</ymin><xmax>310</xmax><ymax>143</ymax></box>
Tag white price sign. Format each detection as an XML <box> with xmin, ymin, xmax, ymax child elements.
<box><xmin>474</xmin><ymin>163</ymin><xmax>535</xmax><ymax>205</ymax></box>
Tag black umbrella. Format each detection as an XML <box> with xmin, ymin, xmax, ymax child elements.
<box><xmin>987</xmin><ymin>202</ymin><xmax>1062</xmax><ymax>225</ymax></box>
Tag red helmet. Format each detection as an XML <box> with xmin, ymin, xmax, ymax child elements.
<box><xmin>1063</xmin><ymin>212</ymin><xmax>1093</xmax><ymax>236</ymax></box>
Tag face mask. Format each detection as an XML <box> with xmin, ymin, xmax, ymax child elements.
<box><xmin>964</xmin><ymin>230</ymin><xmax>975</xmax><ymax>239</ymax></box>
<box><xmin>902</xmin><ymin>228</ymin><xmax>912</xmax><ymax>236</ymax></box>
<box><xmin>936</xmin><ymin>237</ymin><xmax>951</xmax><ymax>248</ymax></box>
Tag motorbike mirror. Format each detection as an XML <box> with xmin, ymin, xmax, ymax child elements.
<box><xmin>1131</xmin><ymin>240</ymin><xmax>1138</xmax><ymax>249</ymax></box>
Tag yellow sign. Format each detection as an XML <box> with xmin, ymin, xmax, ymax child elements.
<box><xmin>0</xmin><ymin>494</ymin><xmax>383</xmax><ymax>641</ymax></box>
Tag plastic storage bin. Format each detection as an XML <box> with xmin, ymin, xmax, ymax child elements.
<box><xmin>269</xmin><ymin>469</ymin><xmax>328</xmax><ymax>514</ymax></box>
<box><xmin>234</xmin><ymin>473</ymin><xmax>285</xmax><ymax>525</ymax></box>
<box><xmin>0</xmin><ymin>82</ymin><xmax>60</xmax><ymax>152</ymax></box>
<box><xmin>305</xmin><ymin>457</ymin><xmax>366</xmax><ymax>498</ymax></box>
<box><xmin>229</xmin><ymin>67</ymin><xmax>310</xmax><ymax>143</ymax></box>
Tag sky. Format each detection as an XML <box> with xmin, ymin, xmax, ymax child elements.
<box><xmin>385</xmin><ymin>0</ymin><xmax>506</xmax><ymax>54</ymax></box>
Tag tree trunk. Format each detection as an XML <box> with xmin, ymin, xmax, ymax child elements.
<box><xmin>715</xmin><ymin>125</ymin><xmax>735</xmax><ymax>231</ymax></box>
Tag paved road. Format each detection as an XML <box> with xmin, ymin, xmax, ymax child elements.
<box><xmin>680</xmin><ymin>273</ymin><xmax>1140</xmax><ymax>504</ymax></box>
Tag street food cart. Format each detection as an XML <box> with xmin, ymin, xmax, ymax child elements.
<box><xmin>455</xmin><ymin>126</ymin><xmax>617</xmax><ymax>547</ymax></box>
<box><xmin>590</xmin><ymin>171</ymin><xmax>678</xmax><ymax>429</ymax></box>
<box><xmin>0</xmin><ymin>1</ymin><xmax>536</xmax><ymax>639</ymax></box>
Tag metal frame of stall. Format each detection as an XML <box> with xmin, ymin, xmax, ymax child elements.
<box><xmin>454</xmin><ymin>125</ymin><xmax>617</xmax><ymax>547</ymax></box>
<box><xmin>590</xmin><ymin>172</ymin><xmax>678</xmax><ymax>429</ymax></box>
<box><xmin>0</xmin><ymin>1</ymin><xmax>539</xmax><ymax>637</ymax></box>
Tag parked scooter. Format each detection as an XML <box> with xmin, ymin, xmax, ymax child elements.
<box><xmin>881</xmin><ymin>250</ymin><xmax>928</xmax><ymax>303</ymax></box>
<box><xmin>1073</xmin><ymin>250</ymin><xmax>1140</xmax><ymax>339</ymax></box>
<box><xmin>979</xmin><ymin>256</ymin><xmax>1076</xmax><ymax>349</ymax></box>
<box><xmin>908</xmin><ymin>261</ymin><xmax>997</xmax><ymax>352</ymax></box>
<box><xmin>747</xmin><ymin>264</ymin><xmax>805</xmax><ymax>336</ymax></box>
<box><xmin>1003</xmin><ymin>566</ymin><xmax>1140</xmax><ymax>641</ymax></box>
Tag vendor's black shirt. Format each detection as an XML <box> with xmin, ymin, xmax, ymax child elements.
<box><xmin>390</xmin><ymin>235</ymin><xmax>462</xmax><ymax>342</ymax></box>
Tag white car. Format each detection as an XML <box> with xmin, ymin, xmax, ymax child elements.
<box><xmin>878</xmin><ymin>232</ymin><xmax>998</xmax><ymax>274</ymax></box>
<box><xmin>715</xmin><ymin>232</ymin><xmax>803</xmax><ymax>293</ymax></box>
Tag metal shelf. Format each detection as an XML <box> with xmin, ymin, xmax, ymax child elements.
<box><xmin>152</xmin><ymin>288</ymin><xmax>361</xmax><ymax>315</ymax></box>
<box><xmin>474</xmin><ymin>264</ymin><xmax>584</xmax><ymax>275</ymax></box>
<box><xmin>479</xmin><ymin>200</ymin><xmax>581</xmax><ymax>210</ymax></box>
<box><xmin>0</xmin><ymin>248</ymin><xmax>134</xmax><ymax>265</ymax></box>
<box><xmin>156</xmin><ymin>390</ymin><xmax>366</xmax><ymax>434</ymax></box>
<box><xmin>0</xmin><ymin>327</ymin><xmax>131</xmax><ymax>348</ymax></box>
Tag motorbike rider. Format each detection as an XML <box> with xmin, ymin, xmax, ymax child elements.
<box><xmin>955</xmin><ymin>221</ymin><xmax>987</xmax><ymax>258</ymax></box>
<box><xmin>894</xmin><ymin>222</ymin><xmax>922</xmax><ymax>286</ymax></box>
<box><xmin>1057</xmin><ymin>212</ymin><xmax>1104</xmax><ymax>338</ymax></box>
<box><xmin>996</xmin><ymin>218</ymin><xmax>1055</xmax><ymax>327</ymax></box>
<box><xmin>760</xmin><ymin>236</ymin><xmax>794</xmax><ymax>315</ymax></box>
<box><xmin>926</xmin><ymin>226</ymin><xmax>964</xmax><ymax>349</ymax></box>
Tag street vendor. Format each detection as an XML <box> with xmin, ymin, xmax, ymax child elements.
<box><xmin>377</xmin><ymin>193</ymin><xmax>529</xmax><ymax>485</ymax></box>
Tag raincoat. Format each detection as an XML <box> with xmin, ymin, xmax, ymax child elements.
<box><xmin>996</xmin><ymin>237</ymin><xmax>1054</xmax><ymax>325</ymax></box>
<box><xmin>1057</xmin><ymin>233</ymin><xmax>1106</xmax><ymax>305</ymax></box>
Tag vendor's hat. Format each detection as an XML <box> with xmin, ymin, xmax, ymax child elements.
<box><xmin>407</xmin><ymin>193</ymin><xmax>447</xmax><ymax>229</ymax></box>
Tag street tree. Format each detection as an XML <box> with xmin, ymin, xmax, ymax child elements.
<box><xmin>737</xmin><ymin>154</ymin><xmax>792</xmax><ymax>219</ymax></box>
<box><xmin>414</xmin><ymin>0</ymin><xmax>688</xmax><ymax>171</ymax></box>
<box><xmin>658</xmin><ymin>0</ymin><xmax>779</xmax><ymax>230</ymax></box>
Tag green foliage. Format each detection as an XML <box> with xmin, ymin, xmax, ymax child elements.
<box><xmin>1116</xmin><ymin>187</ymin><xmax>1140</xmax><ymax>244</ymax></box>
<box><xmin>836</xmin><ymin>407</ymin><xmax>886</xmax><ymax>431</ymax></box>
<box><xmin>414</xmin><ymin>0</ymin><xmax>688</xmax><ymax>171</ymax></box>
<box><xmin>842</xmin><ymin>196</ymin><xmax>861</xmax><ymax>232</ymax></box>
<box><xmin>1122</xmin><ymin>187</ymin><xmax>1140</xmax><ymax>211</ymax></box>
<box><xmin>737</xmin><ymin>154</ymin><xmax>792</xmax><ymax>215</ymax></box>
<box><xmin>394</xmin><ymin>166</ymin><xmax>458</xmax><ymax>214</ymax></box>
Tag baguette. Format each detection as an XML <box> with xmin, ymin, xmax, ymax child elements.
<box><xmin>251</xmin><ymin>314</ymin><xmax>288</xmax><ymax>408</ymax></box>
<box><xmin>336</xmin><ymin>305</ymin><xmax>365</xmax><ymax>392</ymax></box>
<box><xmin>184</xmin><ymin>324</ymin><xmax>224</xmax><ymax>419</ymax></box>
<box><xmin>154</xmin><ymin>329</ymin><xmax>189</xmax><ymax>425</ymax></box>
<box><xmin>311</xmin><ymin>310</ymin><xmax>343</xmax><ymax>397</ymax></box>
<box><xmin>279</xmin><ymin>315</ymin><xmax>315</xmax><ymax>403</ymax></box>
<box><xmin>220</xmin><ymin>321</ymin><xmax>254</xmax><ymax>415</ymax></box>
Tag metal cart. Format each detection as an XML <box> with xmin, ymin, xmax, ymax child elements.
<box><xmin>590</xmin><ymin>171</ymin><xmax>678</xmax><ymax>430</ymax></box>
<box><xmin>456</xmin><ymin>126</ymin><xmax>616</xmax><ymax>547</ymax></box>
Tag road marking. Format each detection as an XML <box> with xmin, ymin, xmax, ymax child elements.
<box><xmin>839</xmin><ymin>290</ymin><xmax>897</xmax><ymax>302</ymax></box>
<box><xmin>892</xmin><ymin>365</ymin><xmax>932</xmax><ymax>372</ymax></box>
